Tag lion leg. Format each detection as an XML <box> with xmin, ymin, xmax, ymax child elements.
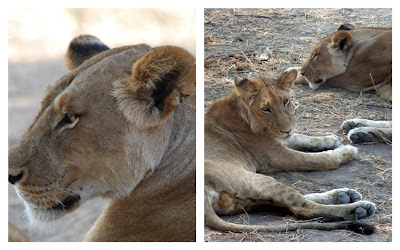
<box><xmin>376</xmin><ymin>82</ymin><xmax>392</xmax><ymax>101</ymax></box>
<box><xmin>205</xmin><ymin>163</ymin><xmax>375</xmax><ymax>221</ymax></box>
<box><xmin>280</xmin><ymin>133</ymin><xmax>340</xmax><ymax>152</ymax></box>
<box><xmin>341</xmin><ymin>119</ymin><xmax>392</xmax><ymax>143</ymax></box>
<box><xmin>259</xmin><ymin>144</ymin><xmax>357</xmax><ymax>172</ymax></box>
<box><xmin>205</xmin><ymin>163</ymin><xmax>376</xmax><ymax>234</ymax></box>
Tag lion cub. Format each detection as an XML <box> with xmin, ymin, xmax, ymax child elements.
<box><xmin>204</xmin><ymin>69</ymin><xmax>376</xmax><ymax>234</ymax></box>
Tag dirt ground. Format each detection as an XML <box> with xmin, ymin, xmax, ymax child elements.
<box><xmin>204</xmin><ymin>8</ymin><xmax>392</xmax><ymax>242</ymax></box>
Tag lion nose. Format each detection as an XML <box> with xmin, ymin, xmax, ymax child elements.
<box><xmin>9</xmin><ymin>172</ymin><xmax>23</xmax><ymax>185</ymax></box>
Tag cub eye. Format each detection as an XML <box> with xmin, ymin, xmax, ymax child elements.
<box><xmin>283</xmin><ymin>99</ymin><xmax>290</xmax><ymax>107</ymax></box>
<box><xmin>261</xmin><ymin>106</ymin><xmax>271</xmax><ymax>113</ymax></box>
<box><xmin>312</xmin><ymin>54</ymin><xmax>318</xmax><ymax>60</ymax></box>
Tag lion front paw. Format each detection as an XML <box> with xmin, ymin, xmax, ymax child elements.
<box><xmin>333</xmin><ymin>145</ymin><xmax>358</xmax><ymax>163</ymax></box>
<box><xmin>347</xmin><ymin>128</ymin><xmax>375</xmax><ymax>143</ymax></box>
<box><xmin>310</xmin><ymin>135</ymin><xmax>341</xmax><ymax>152</ymax></box>
<box><xmin>324</xmin><ymin>134</ymin><xmax>341</xmax><ymax>149</ymax></box>
<box><xmin>341</xmin><ymin>119</ymin><xmax>392</xmax><ymax>144</ymax></box>
<box><xmin>341</xmin><ymin>119</ymin><xmax>365</xmax><ymax>134</ymax></box>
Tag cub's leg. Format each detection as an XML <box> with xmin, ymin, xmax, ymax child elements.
<box><xmin>205</xmin><ymin>163</ymin><xmax>376</xmax><ymax>223</ymax></box>
<box><xmin>280</xmin><ymin>133</ymin><xmax>340</xmax><ymax>152</ymax></box>
<box><xmin>341</xmin><ymin>119</ymin><xmax>392</xmax><ymax>143</ymax></box>
<box><xmin>305</xmin><ymin>188</ymin><xmax>362</xmax><ymax>205</ymax></box>
<box><xmin>260</xmin><ymin>144</ymin><xmax>357</xmax><ymax>172</ymax></box>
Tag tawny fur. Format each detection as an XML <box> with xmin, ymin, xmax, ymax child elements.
<box><xmin>8</xmin><ymin>36</ymin><xmax>196</xmax><ymax>242</ymax></box>
<box><xmin>8</xmin><ymin>223</ymin><xmax>30</xmax><ymax>242</ymax></box>
<box><xmin>204</xmin><ymin>69</ymin><xmax>376</xmax><ymax>233</ymax></box>
<box><xmin>295</xmin><ymin>23</ymin><xmax>392</xmax><ymax>101</ymax></box>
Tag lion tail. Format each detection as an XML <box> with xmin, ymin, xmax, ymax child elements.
<box><xmin>205</xmin><ymin>198</ymin><xmax>374</xmax><ymax>235</ymax></box>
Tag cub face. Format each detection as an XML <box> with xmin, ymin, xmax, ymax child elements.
<box><xmin>300</xmin><ymin>24</ymin><xmax>354</xmax><ymax>89</ymax></box>
<box><xmin>8</xmin><ymin>35</ymin><xmax>195</xmax><ymax>223</ymax></box>
<box><xmin>234</xmin><ymin>69</ymin><xmax>297</xmax><ymax>138</ymax></box>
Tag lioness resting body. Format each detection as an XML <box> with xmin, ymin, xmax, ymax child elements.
<box><xmin>8</xmin><ymin>35</ymin><xmax>196</xmax><ymax>241</ymax></box>
<box><xmin>298</xmin><ymin>23</ymin><xmax>391</xmax><ymax>101</ymax></box>
<box><xmin>291</xmin><ymin>24</ymin><xmax>392</xmax><ymax>144</ymax></box>
<box><xmin>204</xmin><ymin>69</ymin><xmax>376</xmax><ymax>234</ymax></box>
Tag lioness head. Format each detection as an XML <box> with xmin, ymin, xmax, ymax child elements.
<box><xmin>300</xmin><ymin>24</ymin><xmax>355</xmax><ymax>89</ymax></box>
<box><xmin>8</xmin><ymin>35</ymin><xmax>195</xmax><ymax>223</ymax></box>
<box><xmin>234</xmin><ymin>69</ymin><xmax>297</xmax><ymax>137</ymax></box>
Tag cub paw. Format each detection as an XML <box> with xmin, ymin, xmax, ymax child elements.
<box><xmin>354</xmin><ymin>202</ymin><xmax>376</xmax><ymax>220</ymax></box>
<box><xmin>309</xmin><ymin>135</ymin><xmax>341</xmax><ymax>152</ymax></box>
<box><xmin>338</xmin><ymin>189</ymin><xmax>362</xmax><ymax>204</ymax></box>
<box><xmin>347</xmin><ymin>128</ymin><xmax>375</xmax><ymax>143</ymax></box>
<box><xmin>333</xmin><ymin>145</ymin><xmax>358</xmax><ymax>163</ymax></box>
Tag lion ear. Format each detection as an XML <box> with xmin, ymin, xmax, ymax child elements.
<box><xmin>330</xmin><ymin>31</ymin><xmax>353</xmax><ymax>53</ymax></box>
<box><xmin>65</xmin><ymin>35</ymin><xmax>110</xmax><ymax>70</ymax></box>
<box><xmin>278</xmin><ymin>69</ymin><xmax>297</xmax><ymax>90</ymax></box>
<box><xmin>235</xmin><ymin>76</ymin><xmax>254</xmax><ymax>95</ymax></box>
<box><xmin>113</xmin><ymin>46</ymin><xmax>195</xmax><ymax>128</ymax></box>
<box><xmin>337</xmin><ymin>23</ymin><xmax>355</xmax><ymax>31</ymax></box>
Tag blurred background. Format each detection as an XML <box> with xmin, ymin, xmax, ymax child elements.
<box><xmin>8</xmin><ymin>8</ymin><xmax>195</xmax><ymax>241</ymax></box>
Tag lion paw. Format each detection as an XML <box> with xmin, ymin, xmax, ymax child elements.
<box><xmin>341</xmin><ymin>119</ymin><xmax>366</xmax><ymax>134</ymax></box>
<box><xmin>324</xmin><ymin>134</ymin><xmax>341</xmax><ymax>149</ymax></box>
<box><xmin>308</xmin><ymin>135</ymin><xmax>341</xmax><ymax>152</ymax></box>
<box><xmin>341</xmin><ymin>119</ymin><xmax>391</xmax><ymax>144</ymax></box>
<box><xmin>347</xmin><ymin>128</ymin><xmax>376</xmax><ymax>143</ymax></box>
<box><xmin>333</xmin><ymin>145</ymin><xmax>358</xmax><ymax>163</ymax></box>
<box><xmin>338</xmin><ymin>189</ymin><xmax>362</xmax><ymax>204</ymax></box>
<box><xmin>354</xmin><ymin>202</ymin><xmax>376</xmax><ymax>220</ymax></box>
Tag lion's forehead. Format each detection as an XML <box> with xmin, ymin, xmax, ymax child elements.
<box><xmin>32</xmin><ymin>48</ymin><xmax>147</xmax><ymax>135</ymax></box>
<box><xmin>259</xmin><ymin>87</ymin><xmax>286</xmax><ymax>104</ymax></box>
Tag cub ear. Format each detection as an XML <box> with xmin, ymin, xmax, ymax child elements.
<box><xmin>235</xmin><ymin>76</ymin><xmax>261</xmax><ymax>106</ymax></box>
<box><xmin>330</xmin><ymin>31</ymin><xmax>353</xmax><ymax>53</ymax></box>
<box><xmin>337</xmin><ymin>23</ymin><xmax>355</xmax><ymax>31</ymax></box>
<box><xmin>65</xmin><ymin>35</ymin><xmax>110</xmax><ymax>70</ymax></box>
<box><xmin>278</xmin><ymin>69</ymin><xmax>297</xmax><ymax>90</ymax></box>
<box><xmin>113</xmin><ymin>46</ymin><xmax>195</xmax><ymax>128</ymax></box>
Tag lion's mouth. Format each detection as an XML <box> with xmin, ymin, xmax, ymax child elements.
<box><xmin>314</xmin><ymin>79</ymin><xmax>324</xmax><ymax>84</ymax></box>
<box><xmin>48</xmin><ymin>195</ymin><xmax>81</xmax><ymax>211</ymax></box>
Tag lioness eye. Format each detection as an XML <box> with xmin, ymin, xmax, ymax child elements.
<box><xmin>261</xmin><ymin>106</ymin><xmax>271</xmax><ymax>113</ymax></box>
<box><xmin>312</xmin><ymin>54</ymin><xmax>318</xmax><ymax>60</ymax></box>
<box><xmin>66</xmin><ymin>113</ymin><xmax>77</xmax><ymax>123</ymax></box>
<box><xmin>56</xmin><ymin>112</ymin><xmax>79</xmax><ymax>131</ymax></box>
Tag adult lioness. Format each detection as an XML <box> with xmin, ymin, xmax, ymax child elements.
<box><xmin>205</xmin><ymin>69</ymin><xmax>376</xmax><ymax>234</ymax></box>
<box><xmin>8</xmin><ymin>35</ymin><xmax>196</xmax><ymax>242</ymax></box>
<box><xmin>289</xmin><ymin>24</ymin><xmax>392</xmax><ymax>144</ymax></box>
<box><xmin>298</xmin><ymin>23</ymin><xmax>392</xmax><ymax>101</ymax></box>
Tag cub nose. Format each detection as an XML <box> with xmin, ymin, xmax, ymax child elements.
<box><xmin>9</xmin><ymin>172</ymin><xmax>23</xmax><ymax>185</ymax></box>
<box><xmin>300</xmin><ymin>71</ymin><xmax>305</xmax><ymax>76</ymax></box>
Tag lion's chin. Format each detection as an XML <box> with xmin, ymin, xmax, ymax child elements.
<box><xmin>24</xmin><ymin>195</ymin><xmax>81</xmax><ymax>224</ymax></box>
